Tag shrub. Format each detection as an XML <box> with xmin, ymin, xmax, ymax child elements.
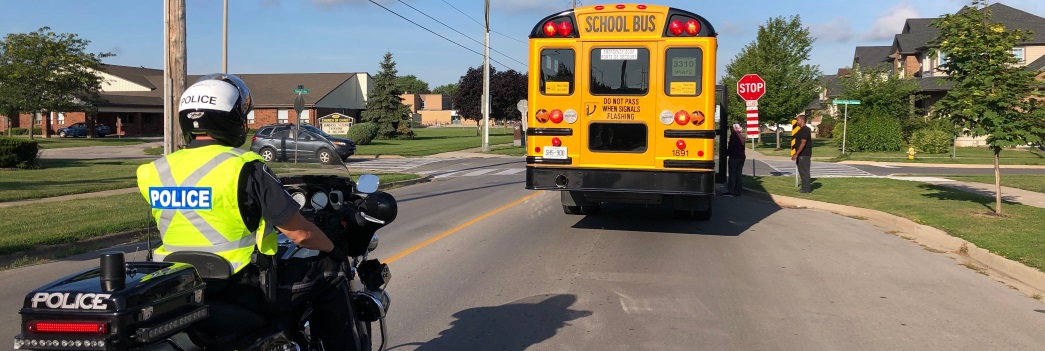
<box><xmin>347</xmin><ymin>122</ymin><xmax>379</xmax><ymax>145</ymax></box>
<box><xmin>837</xmin><ymin>114</ymin><xmax>904</xmax><ymax>152</ymax></box>
<box><xmin>910</xmin><ymin>128</ymin><xmax>953</xmax><ymax>154</ymax></box>
<box><xmin>816</xmin><ymin>115</ymin><xmax>838</xmax><ymax>139</ymax></box>
<box><xmin>10</xmin><ymin>127</ymin><xmax>43</xmax><ymax>135</ymax></box>
<box><xmin>0</xmin><ymin>137</ymin><xmax>39</xmax><ymax>168</ymax></box>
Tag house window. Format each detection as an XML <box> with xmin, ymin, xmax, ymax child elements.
<box><xmin>277</xmin><ymin>109</ymin><xmax>289</xmax><ymax>123</ymax></box>
<box><xmin>938</xmin><ymin>51</ymin><xmax>948</xmax><ymax>68</ymax></box>
<box><xmin>247</xmin><ymin>110</ymin><xmax>255</xmax><ymax>125</ymax></box>
<box><xmin>299</xmin><ymin>110</ymin><xmax>310</xmax><ymax>125</ymax></box>
<box><xmin>421</xmin><ymin>100</ymin><xmax>427</xmax><ymax>110</ymax></box>
<box><xmin>57</xmin><ymin>112</ymin><xmax>65</xmax><ymax>125</ymax></box>
<box><xmin>34</xmin><ymin>112</ymin><xmax>43</xmax><ymax>125</ymax></box>
<box><xmin>1012</xmin><ymin>48</ymin><xmax>1025</xmax><ymax>63</ymax></box>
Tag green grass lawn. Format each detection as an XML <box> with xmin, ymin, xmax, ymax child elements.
<box><xmin>942</xmin><ymin>174</ymin><xmax>1045</xmax><ymax>193</ymax></box>
<box><xmin>0</xmin><ymin>159</ymin><xmax>152</xmax><ymax>202</ymax></box>
<box><xmin>0</xmin><ymin>173</ymin><xmax>418</xmax><ymax>255</ymax></box>
<box><xmin>754</xmin><ymin>134</ymin><xmax>842</xmax><ymax>159</ymax></box>
<box><xmin>487</xmin><ymin>144</ymin><xmax>527</xmax><ymax>156</ymax></box>
<box><xmin>744</xmin><ymin>175</ymin><xmax>1045</xmax><ymax>272</ymax></box>
<box><xmin>5</xmin><ymin>135</ymin><xmax>147</xmax><ymax>149</ymax></box>
<box><xmin>355</xmin><ymin>127</ymin><xmax>514</xmax><ymax>156</ymax></box>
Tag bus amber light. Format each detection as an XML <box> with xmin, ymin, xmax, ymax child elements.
<box><xmin>543</xmin><ymin>21</ymin><xmax>557</xmax><ymax>37</ymax></box>
<box><xmin>676</xmin><ymin>140</ymin><xmax>686</xmax><ymax>150</ymax></box>
<box><xmin>549</xmin><ymin>109</ymin><xmax>564</xmax><ymax>123</ymax></box>
<box><xmin>686</xmin><ymin>19</ymin><xmax>700</xmax><ymax>35</ymax></box>
<box><xmin>669</xmin><ymin>20</ymin><xmax>684</xmax><ymax>36</ymax></box>
<box><xmin>558</xmin><ymin>21</ymin><xmax>574</xmax><ymax>37</ymax></box>
<box><xmin>552</xmin><ymin>137</ymin><xmax>562</xmax><ymax>147</ymax></box>
<box><xmin>674</xmin><ymin>110</ymin><xmax>690</xmax><ymax>125</ymax></box>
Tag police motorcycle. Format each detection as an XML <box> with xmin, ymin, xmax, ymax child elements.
<box><xmin>13</xmin><ymin>130</ymin><xmax>396</xmax><ymax>351</ymax></box>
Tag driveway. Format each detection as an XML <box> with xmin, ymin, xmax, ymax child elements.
<box><xmin>38</xmin><ymin>137</ymin><xmax>163</xmax><ymax>160</ymax></box>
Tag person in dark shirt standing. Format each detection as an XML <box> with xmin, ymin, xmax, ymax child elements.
<box><xmin>724</xmin><ymin>123</ymin><xmax>746</xmax><ymax>197</ymax></box>
<box><xmin>791</xmin><ymin>115</ymin><xmax>813</xmax><ymax>193</ymax></box>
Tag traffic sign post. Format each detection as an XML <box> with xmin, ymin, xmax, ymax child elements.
<box><xmin>832</xmin><ymin>99</ymin><xmax>861</xmax><ymax>154</ymax></box>
<box><xmin>516</xmin><ymin>99</ymin><xmax>528</xmax><ymax>147</ymax></box>
<box><xmin>737</xmin><ymin>74</ymin><xmax>766</xmax><ymax>176</ymax></box>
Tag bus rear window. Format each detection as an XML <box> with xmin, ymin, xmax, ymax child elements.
<box><xmin>541</xmin><ymin>49</ymin><xmax>575</xmax><ymax>95</ymax></box>
<box><xmin>589</xmin><ymin>123</ymin><xmax>647</xmax><ymax>152</ymax></box>
<box><xmin>664</xmin><ymin>48</ymin><xmax>703</xmax><ymax>96</ymax></box>
<box><xmin>590</xmin><ymin>48</ymin><xmax>650</xmax><ymax>96</ymax></box>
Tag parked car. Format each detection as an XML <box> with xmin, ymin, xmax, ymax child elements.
<box><xmin>57</xmin><ymin>122</ymin><xmax>110</xmax><ymax>137</ymax></box>
<box><xmin>249</xmin><ymin>123</ymin><xmax>356</xmax><ymax>164</ymax></box>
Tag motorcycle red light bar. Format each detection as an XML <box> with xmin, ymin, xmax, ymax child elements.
<box><xmin>27</xmin><ymin>321</ymin><xmax>109</xmax><ymax>334</ymax></box>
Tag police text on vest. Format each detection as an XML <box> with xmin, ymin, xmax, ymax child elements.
<box><xmin>149</xmin><ymin>187</ymin><xmax>213</xmax><ymax>209</ymax></box>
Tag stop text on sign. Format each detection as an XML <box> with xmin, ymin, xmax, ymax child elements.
<box><xmin>737</xmin><ymin>82</ymin><xmax>765</xmax><ymax>95</ymax></box>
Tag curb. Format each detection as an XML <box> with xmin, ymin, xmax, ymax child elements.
<box><xmin>747</xmin><ymin>190</ymin><xmax>1045</xmax><ymax>299</ymax></box>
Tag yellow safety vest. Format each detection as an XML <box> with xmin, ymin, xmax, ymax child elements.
<box><xmin>137</xmin><ymin>145</ymin><xmax>277</xmax><ymax>273</ymax></box>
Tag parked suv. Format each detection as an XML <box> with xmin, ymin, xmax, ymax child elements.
<box><xmin>57</xmin><ymin>122</ymin><xmax>110</xmax><ymax>137</ymax></box>
<box><xmin>249</xmin><ymin>124</ymin><xmax>356</xmax><ymax>164</ymax></box>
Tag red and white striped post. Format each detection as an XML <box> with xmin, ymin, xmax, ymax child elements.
<box><xmin>737</xmin><ymin>74</ymin><xmax>766</xmax><ymax>176</ymax></box>
<box><xmin>746</xmin><ymin>101</ymin><xmax>760</xmax><ymax>148</ymax></box>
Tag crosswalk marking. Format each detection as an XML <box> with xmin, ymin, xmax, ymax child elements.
<box><xmin>761</xmin><ymin>160</ymin><xmax>876</xmax><ymax>178</ymax></box>
<box><xmin>344</xmin><ymin>158</ymin><xmax>456</xmax><ymax>172</ymax></box>
<box><xmin>491</xmin><ymin>168</ymin><xmax>525</xmax><ymax>175</ymax></box>
<box><xmin>461</xmin><ymin>169</ymin><xmax>498</xmax><ymax>177</ymax></box>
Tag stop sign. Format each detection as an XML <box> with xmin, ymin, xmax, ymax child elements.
<box><xmin>736</xmin><ymin>74</ymin><xmax>766</xmax><ymax>101</ymax></box>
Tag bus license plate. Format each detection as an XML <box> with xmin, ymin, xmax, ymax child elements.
<box><xmin>543</xmin><ymin>146</ymin><xmax>567</xmax><ymax>159</ymax></box>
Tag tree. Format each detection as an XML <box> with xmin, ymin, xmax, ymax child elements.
<box><xmin>835</xmin><ymin>65</ymin><xmax>925</xmax><ymax>150</ymax></box>
<box><xmin>490</xmin><ymin>69</ymin><xmax>528</xmax><ymax>124</ymax></box>
<box><xmin>931</xmin><ymin>0</ymin><xmax>1045</xmax><ymax>215</ymax></box>
<box><xmin>452</xmin><ymin>65</ymin><xmax>492</xmax><ymax>132</ymax></box>
<box><xmin>395</xmin><ymin>74</ymin><xmax>431</xmax><ymax>94</ymax></box>
<box><xmin>362</xmin><ymin>52</ymin><xmax>413</xmax><ymax>139</ymax></box>
<box><xmin>432</xmin><ymin>83</ymin><xmax>459</xmax><ymax>98</ymax></box>
<box><xmin>721</xmin><ymin>15</ymin><xmax>822</xmax><ymax>149</ymax></box>
<box><xmin>0</xmin><ymin>27</ymin><xmax>111</xmax><ymax>140</ymax></box>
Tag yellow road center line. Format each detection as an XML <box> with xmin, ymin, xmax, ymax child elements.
<box><xmin>385</xmin><ymin>192</ymin><xmax>544</xmax><ymax>264</ymax></box>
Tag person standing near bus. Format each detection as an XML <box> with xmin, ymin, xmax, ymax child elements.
<box><xmin>791</xmin><ymin>115</ymin><xmax>813</xmax><ymax>193</ymax></box>
<box><xmin>724</xmin><ymin>124</ymin><xmax>746</xmax><ymax>197</ymax></box>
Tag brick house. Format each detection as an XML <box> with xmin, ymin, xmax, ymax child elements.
<box><xmin>1</xmin><ymin>64</ymin><xmax>372</xmax><ymax>136</ymax></box>
<box><xmin>399</xmin><ymin>93</ymin><xmax>459</xmax><ymax>126</ymax></box>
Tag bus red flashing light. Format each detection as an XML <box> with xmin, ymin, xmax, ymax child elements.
<box><xmin>676</xmin><ymin>140</ymin><xmax>686</xmax><ymax>150</ymax></box>
<box><xmin>686</xmin><ymin>19</ymin><xmax>700</xmax><ymax>35</ymax></box>
<box><xmin>669</xmin><ymin>20</ymin><xmax>684</xmax><ymax>36</ymax></box>
<box><xmin>637</xmin><ymin>5</ymin><xmax>647</xmax><ymax>9</ymax></box>
<box><xmin>543</xmin><ymin>21</ymin><xmax>557</xmax><ymax>37</ymax></box>
<box><xmin>549</xmin><ymin>109</ymin><xmax>564</xmax><ymax>123</ymax></box>
<box><xmin>558</xmin><ymin>21</ymin><xmax>574</xmax><ymax>37</ymax></box>
<box><xmin>552</xmin><ymin>137</ymin><xmax>562</xmax><ymax>147</ymax></box>
<box><xmin>28</xmin><ymin>321</ymin><xmax>109</xmax><ymax>334</ymax></box>
<box><xmin>616</xmin><ymin>4</ymin><xmax>626</xmax><ymax>9</ymax></box>
<box><xmin>674</xmin><ymin>110</ymin><xmax>690</xmax><ymax>125</ymax></box>
<box><xmin>594</xmin><ymin>5</ymin><xmax>604</xmax><ymax>10</ymax></box>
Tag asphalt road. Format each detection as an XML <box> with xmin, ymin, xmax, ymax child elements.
<box><xmin>4</xmin><ymin>157</ymin><xmax>1045</xmax><ymax>350</ymax></box>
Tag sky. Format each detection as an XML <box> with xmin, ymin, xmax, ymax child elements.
<box><xmin>2</xmin><ymin>0</ymin><xmax>1045</xmax><ymax>90</ymax></box>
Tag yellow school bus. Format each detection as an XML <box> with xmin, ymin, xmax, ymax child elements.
<box><xmin>525</xmin><ymin>4</ymin><xmax>722</xmax><ymax>219</ymax></box>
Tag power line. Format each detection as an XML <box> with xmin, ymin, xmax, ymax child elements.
<box><xmin>440</xmin><ymin>0</ymin><xmax>528</xmax><ymax>46</ymax></box>
<box><xmin>366</xmin><ymin>0</ymin><xmax>515</xmax><ymax>70</ymax></box>
<box><xmin>396</xmin><ymin>0</ymin><xmax>526</xmax><ymax>68</ymax></box>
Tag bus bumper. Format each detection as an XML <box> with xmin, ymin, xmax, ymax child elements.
<box><xmin>525</xmin><ymin>166</ymin><xmax>715</xmax><ymax>196</ymax></box>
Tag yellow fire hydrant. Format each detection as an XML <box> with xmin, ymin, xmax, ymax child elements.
<box><xmin>907</xmin><ymin>147</ymin><xmax>917</xmax><ymax>160</ymax></box>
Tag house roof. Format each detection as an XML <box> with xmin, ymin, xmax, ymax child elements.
<box><xmin>894</xmin><ymin>18</ymin><xmax>938</xmax><ymax>53</ymax></box>
<box><xmin>822</xmin><ymin>74</ymin><xmax>842</xmax><ymax>97</ymax></box>
<box><xmin>896</xmin><ymin>3</ymin><xmax>1045</xmax><ymax>54</ymax></box>
<box><xmin>917</xmin><ymin>76</ymin><xmax>955</xmax><ymax>91</ymax></box>
<box><xmin>186</xmin><ymin>73</ymin><xmax>363</xmax><ymax>107</ymax></box>
<box><xmin>101</xmin><ymin>64</ymin><xmax>163</xmax><ymax>90</ymax></box>
<box><xmin>1026</xmin><ymin>55</ymin><xmax>1045</xmax><ymax>71</ymax></box>
<box><xmin>853</xmin><ymin>46</ymin><xmax>894</xmax><ymax>69</ymax></box>
<box><xmin>972</xmin><ymin>3</ymin><xmax>1045</xmax><ymax>43</ymax></box>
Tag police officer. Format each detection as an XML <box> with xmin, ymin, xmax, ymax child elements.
<box><xmin>136</xmin><ymin>74</ymin><xmax>358</xmax><ymax>350</ymax></box>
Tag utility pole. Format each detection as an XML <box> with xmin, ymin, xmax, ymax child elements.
<box><xmin>482</xmin><ymin>0</ymin><xmax>491</xmax><ymax>152</ymax></box>
<box><xmin>223</xmin><ymin>0</ymin><xmax>228</xmax><ymax>73</ymax></box>
<box><xmin>164</xmin><ymin>0</ymin><xmax>187</xmax><ymax>154</ymax></box>
<box><xmin>572</xmin><ymin>0</ymin><xmax>577</xmax><ymax>8</ymax></box>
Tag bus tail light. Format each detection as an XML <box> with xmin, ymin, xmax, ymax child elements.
<box><xmin>674</xmin><ymin>110</ymin><xmax>690</xmax><ymax>125</ymax></box>
<box><xmin>558</xmin><ymin>21</ymin><xmax>574</xmax><ymax>37</ymax></box>
<box><xmin>552</xmin><ymin>137</ymin><xmax>562</xmax><ymax>147</ymax></box>
<box><xmin>549</xmin><ymin>109</ymin><xmax>564</xmax><ymax>124</ymax></box>
<box><xmin>676</xmin><ymin>140</ymin><xmax>686</xmax><ymax>150</ymax></box>
<box><xmin>686</xmin><ymin>20</ymin><xmax>700</xmax><ymax>35</ymax></box>
<box><xmin>669</xmin><ymin>20</ymin><xmax>684</xmax><ymax>36</ymax></box>
<box><xmin>534</xmin><ymin>146</ymin><xmax>541</xmax><ymax>153</ymax></box>
<box><xmin>543</xmin><ymin>21</ymin><xmax>557</xmax><ymax>37</ymax></box>
<box><xmin>698</xmin><ymin>150</ymin><xmax>705</xmax><ymax>157</ymax></box>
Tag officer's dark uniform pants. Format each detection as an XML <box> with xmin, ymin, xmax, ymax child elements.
<box><xmin>796</xmin><ymin>156</ymin><xmax>812</xmax><ymax>192</ymax></box>
<box><xmin>727</xmin><ymin>157</ymin><xmax>745</xmax><ymax>195</ymax></box>
<box><xmin>276</xmin><ymin>255</ymin><xmax>360</xmax><ymax>351</ymax></box>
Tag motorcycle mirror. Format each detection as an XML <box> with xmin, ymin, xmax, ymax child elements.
<box><xmin>357</xmin><ymin>174</ymin><xmax>379</xmax><ymax>194</ymax></box>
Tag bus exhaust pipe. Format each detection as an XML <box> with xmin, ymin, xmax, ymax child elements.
<box><xmin>555</xmin><ymin>174</ymin><xmax>569</xmax><ymax>188</ymax></box>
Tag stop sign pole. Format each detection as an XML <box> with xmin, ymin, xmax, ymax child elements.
<box><xmin>737</xmin><ymin>74</ymin><xmax>766</xmax><ymax>176</ymax></box>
